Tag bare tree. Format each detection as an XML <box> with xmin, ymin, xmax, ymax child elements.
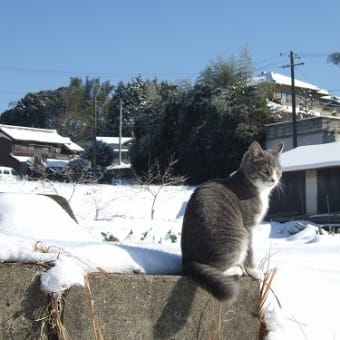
<box><xmin>27</xmin><ymin>152</ymin><xmax>49</xmax><ymax>178</ymax></box>
<box><xmin>90</xmin><ymin>195</ymin><xmax>118</xmax><ymax>221</ymax></box>
<box><xmin>25</xmin><ymin>156</ymin><xmax>103</xmax><ymax>202</ymax></box>
<box><xmin>137</xmin><ymin>154</ymin><xmax>188</xmax><ymax>219</ymax></box>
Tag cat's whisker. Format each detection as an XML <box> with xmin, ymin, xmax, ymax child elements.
<box><xmin>274</xmin><ymin>181</ymin><xmax>286</xmax><ymax>199</ymax></box>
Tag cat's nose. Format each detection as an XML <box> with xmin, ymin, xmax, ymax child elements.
<box><xmin>269</xmin><ymin>176</ymin><xmax>276</xmax><ymax>184</ymax></box>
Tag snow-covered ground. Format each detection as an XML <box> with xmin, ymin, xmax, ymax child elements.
<box><xmin>0</xmin><ymin>179</ymin><xmax>339</xmax><ymax>340</ymax></box>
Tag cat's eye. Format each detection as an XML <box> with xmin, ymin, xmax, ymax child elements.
<box><xmin>262</xmin><ymin>169</ymin><xmax>271</xmax><ymax>176</ymax></box>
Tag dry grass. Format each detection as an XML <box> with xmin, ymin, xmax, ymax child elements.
<box><xmin>33</xmin><ymin>241</ymin><xmax>107</xmax><ymax>340</ymax></box>
<box><xmin>259</xmin><ymin>267</ymin><xmax>282</xmax><ymax>339</ymax></box>
<box><xmin>197</xmin><ymin>297</ymin><xmax>223</xmax><ymax>340</ymax></box>
<box><xmin>84</xmin><ymin>274</ymin><xmax>104</xmax><ymax>340</ymax></box>
<box><xmin>258</xmin><ymin>264</ymin><xmax>309</xmax><ymax>339</ymax></box>
<box><xmin>48</xmin><ymin>294</ymin><xmax>71</xmax><ymax>340</ymax></box>
<box><xmin>45</xmin><ymin>274</ymin><xmax>106</xmax><ymax>340</ymax></box>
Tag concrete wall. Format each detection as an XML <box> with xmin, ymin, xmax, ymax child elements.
<box><xmin>265</xmin><ymin>116</ymin><xmax>340</xmax><ymax>150</ymax></box>
<box><xmin>0</xmin><ymin>263</ymin><xmax>260</xmax><ymax>340</ymax></box>
<box><xmin>0</xmin><ymin>264</ymin><xmax>49</xmax><ymax>340</ymax></box>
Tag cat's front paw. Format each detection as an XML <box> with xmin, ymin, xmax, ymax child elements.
<box><xmin>245</xmin><ymin>267</ymin><xmax>264</xmax><ymax>281</ymax></box>
<box><xmin>223</xmin><ymin>265</ymin><xmax>243</xmax><ymax>277</ymax></box>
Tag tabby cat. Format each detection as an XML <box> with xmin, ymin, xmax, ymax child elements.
<box><xmin>181</xmin><ymin>141</ymin><xmax>283</xmax><ymax>301</ymax></box>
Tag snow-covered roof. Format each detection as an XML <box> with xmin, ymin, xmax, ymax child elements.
<box><xmin>251</xmin><ymin>71</ymin><xmax>329</xmax><ymax>95</ymax></box>
<box><xmin>0</xmin><ymin>124</ymin><xmax>83</xmax><ymax>152</ymax></box>
<box><xmin>0</xmin><ymin>124</ymin><xmax>65</xmax><ymax>143</ymax></box>
<box><xmin>319</xmin><ymin>95</ymin><xmax>340</xmax><ymax>103</ymax></box>
<box><xmin>266</xmin><ymin>115</ymin><xmax>340</xmax><ymax>128</ymax></box>
<box><xmin>10</xmin><ymin>155</ymin><xmax>31</xmax><ymax>163</ymax></box>
<box><xmin>107</xmin><ymin>162</ymin><xmax>132</xmax><ymax>170</ymax></box>
<box><xmin>96</xmin><ymin>136</ymin><xmax>133</xmax><ymax>145</ymax></box>
<box><xmin>63</xmin><ymin>138</ymin><xmax>84</xmax><ymax>152</ymax></box>
<box><xmin>267</xmin><ymin>100</ymin><xmax>322</xmax><ymax>116</ymax></box>
<box><xmin>280</xmin><ymin>142</ymin><xmax>340</xmax><ymax>172</ymax></box>
<box><xmin>46</xmin><ymin>159</ymin><xmax>70</xmax><ymax>168</ymax></box>
<box><xmin>10</xmin><ymin>154</ymin><xmax>70</xmax><ymax>168</ymax></box>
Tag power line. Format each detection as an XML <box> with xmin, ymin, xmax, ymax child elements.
<box><xmin>253</xmin><ymin>55</ymin><xmax>282</xmax><ymax>67</ymax></box>
<box><xmin>0</xmin><ymin>90</ymin><xmax>28</xmax><ymax>95</ymax></box>
<box><xmin>0</xmin><ymin>66</ymin><xmax>198</xmax><ymax>79</ymax></box>
<box><xmin>253</xmin><ymin>62</ymin><xmax>284</xmax><ymax>73</ymax></box>
<box><xmin>298</xmin><ymin>53</ymin><xmax>330</xmax><ymax>58</ymax></box>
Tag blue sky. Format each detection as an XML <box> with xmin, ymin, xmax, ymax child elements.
<box><xmin>1</xmin><ymin>0</ymin><xmax>339</xmax><ymax>113</ymax></box>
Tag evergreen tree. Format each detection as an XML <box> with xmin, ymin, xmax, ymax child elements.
<box><xmin>0</xmin><ymin>89</ymin><xmax>67</xmax><ymax>129</ymax></box>
<box><xmin>82</xmin><ymin>140</ymin><xmax>115</xmax><ymax>167</ymax></box>
<box><xmin>107</xmin><ymin>76</ymin><xmax>148</xmax><ymax>137</ymax></box>
<box><xmin>131</xmin><ymin>50</ymin><xmax>275</xmax><ymax>183</ymax></box>
<box><xmin>328</xmin><ymin>52</ymin><xmax>340</xmax><ymax>66</ymax></box>
<box><xmin>0</xmin><ymin>77</ymin><xmax>114</xmax><ymax>145</ymax></box>
<box><xmin>129</xmin><ymin>80</ymin><xmax>182</xmax><ymax>174</ymax></box>
<box><xmin>0</xmin><ymin>48</ymin><xmax>276</xmax><ymax>184</ymax></box>
<box><xmin>61</xmin><ymin>77</ymin><xmax>114</xmax><ymax>143</ymax></box>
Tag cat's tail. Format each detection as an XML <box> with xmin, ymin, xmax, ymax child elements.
<box><xmin>182</xmin><ymin>261</ymin><xmax>239</xmax><ymax>301</ymax></box>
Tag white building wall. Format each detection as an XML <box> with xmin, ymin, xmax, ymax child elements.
<box><xmin>305</xmin><ymin>169</ymin><xmax>318</xmax><ymax>215</ymax></box>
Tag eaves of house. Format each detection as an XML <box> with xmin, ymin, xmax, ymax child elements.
<box><xmin>280</xmin><ymin>141</ymin><xmax>340</xmax><ymax>172</ymax></box>
<box><xmin>96</xmin><ymin>136</ymin><xmax>134</xmax><ymax>146</ymax></box>
<box><xmin>251</xmin><ymin>71</ymin><xmax>329</xmax><ymax>95</ymax></box>
<box><xmin>0</xmin><ymin>124</ymin><xmax>83</xmax><ymax>152</ymax></box>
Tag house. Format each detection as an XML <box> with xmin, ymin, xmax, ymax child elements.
<box><xmin>265</xmin><ymin>116</ymin><xmax>340</xmax><ymax>151</ymax></box>
<box><xmin>251</xmin><ymin>71</ymin><xmax>340</xmax><ymax>118</ymax></box>
<box><xmin>0</xmin><ymin>124</ymin><xmax>83</xmax><ymax>175</ymax></box>
<box><xmin>96</xmin><ymin>136</ymin><xmax>134</xmax><ymax>163</ymax></box>
<box><xmin>268</xmin><ymin>142</ymin><xmax>340</xmax><ymax>220</ymax></box>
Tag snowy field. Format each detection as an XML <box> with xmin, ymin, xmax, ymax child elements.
<box><xmin>0</xmin><ymin>179</ymin><xmax>340</xmax><ymax>340</ymax></box>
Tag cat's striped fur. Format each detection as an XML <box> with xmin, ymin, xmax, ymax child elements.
<box><xmin>181</xmin><ymin>141</ymin><xmax>283</xmax><ymax>301</ymax></box>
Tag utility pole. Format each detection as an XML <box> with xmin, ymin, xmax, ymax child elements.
<box><xmin>93</xmin><ymin>89</ymin><xmax>112</xmax><ymax>169</ymax></box>
<box><xmin>93</xmin><ymin>95</ymin><xmax>97</xmax><ymax>168</ymax></box>
<box><xmin>282</xmin><ymin>51</ymin><xmax>304</xmax><ymax>148</ymax></box>
<box><xmin>119</xmin><ymin>99</ymin><xmax>123</xmax><ymax>165</ymax></box>
<box><xmin>289</xmin><ymin>51</ymin><xmax>298</xmax><ymax>149</ymax></box>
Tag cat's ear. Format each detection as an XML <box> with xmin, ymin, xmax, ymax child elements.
<box><xmin>248</xmin><ymin>141</ymin><xmax>264</xmax><ymax>159</ymax></box>
<box><xmin>272</xmin><ymin>143</ymin><xmax>284</xmax><ymax>155</ymax></box>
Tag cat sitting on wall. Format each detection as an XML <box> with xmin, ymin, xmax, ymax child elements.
<box><xmin>181</xmin><ymin>141</ymin><xmax>284</xmax><ymax>301</ymax></box>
